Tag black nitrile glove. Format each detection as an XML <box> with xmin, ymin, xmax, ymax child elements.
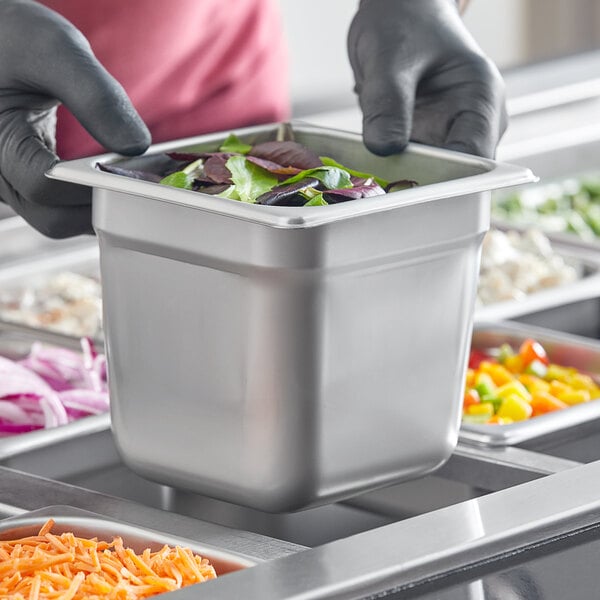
<box><xmin>0</xmin><ymin>0</ymin><xmax>150</xmax><ymax>238</ymax></box>
<box><xmin>348</xmin><ymin>0</ymin><xmax>507</xmax><ymax>158</ymax></box>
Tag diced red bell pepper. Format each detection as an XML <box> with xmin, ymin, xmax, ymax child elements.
<box><xmin>468</xmin><ymin>349</ymin><xmax>493</xmax><ymax>369</ymax></box>
<box><xmin>518</xmin><ymin>338</ymin><xmax>549</xmax><ymax>367</ymax></box>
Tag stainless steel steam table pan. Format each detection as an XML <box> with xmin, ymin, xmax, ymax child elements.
<box><xmin>0</xmin><ymin>246</ymin><xmax>101</xmax><ymax>341</ymax></box>
<box><xmin>461</xmin><ymin>321</ymin><xmax>600</xmax><ymax>447</ymax></box>
<box><xmin>47</xmin><ymin>122</ymin><xmax>534</xmax><ymax>512</ymax></box>
<box><xmin>0</xmin><ymin>505</ymin><xmax>257</xmax><ymax>582</ymax></box>
<box><xmin>0</xmin><ymin>215</ymin><xmax>96</xmax><ymax>267</ymax></box>
<box><xmin>494</xmin><ymin>133</ymin><xmax>600</xmax><ymax>253</ymax></box>
<box><xmin>0</xmin><ymin>322</ymin><xmax>109</xmax><ymax>466</ymax></box>
<box><xmin>474</xmin><ymin>242</ymin><xmax>600</xmax><ymax>324</ymax></box>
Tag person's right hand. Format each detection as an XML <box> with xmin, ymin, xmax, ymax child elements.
<box><xmin>0</xmin><ymin>0</ymin><xmax>151</xmax><ymax>238</ymax></box>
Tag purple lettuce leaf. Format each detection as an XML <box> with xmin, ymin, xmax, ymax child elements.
<box><xmin>203</xmin><ymin>154</ymin><xmax>235</xmax><ymax>184</ymax></box>
<box><xmin>96</xmin><ymin>163</ymin><xmax>163</xmax><ymax>183</ymax></box>
<box><xmin>192</xmin><ymin>182</ymin><xmax>230</xmax><ymax>195</ymax></box>
<box><xmin>323</xmin><ymin>179</ymin><xmax>386</xmax><ymax>203</ymax></box>
<box><xmin>385</xmin><ymin>179</ymin><xmax>419</xmax><ymax>192</ymax></box>
<box><xmin>256</xmin><ymin>178</ymin><xmax>320</xmax><ymax>206</ymax></box>
<box><xmin>245</xmin><ymin>156</ymin><xmax>302</xmax><ymax>177</ymax></box>
<box><xmin>249</xmin><ymin>141</ymin><xmax>322</xmax><ymax>170</ymax></box>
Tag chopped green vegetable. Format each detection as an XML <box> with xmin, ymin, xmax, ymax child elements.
<box><xmin>217</xmin><ymin>185</ymin><xmax>241</xmax><ymax>201</ymax></box>
<box><xmin>497</xmin><ymin>343</ymin><xmax>514</xmax><ymax>364</ymax></box>
<box><xmin>219</xmin><ymin>133</ymin><xmax>252</xmax><ymax>155</ymax></box>
<box><xmin>282</xmin><ymin>166</ymin><xmax>352</xmax><ymax>190</ymax></box>
<box><xmin>159</xmin><ymin>158</ymin><xmax>204</xmax><ymax>190</ymax></box>
<box><xmin>225</xmin><ymin>156</ymin><xmax>278</xmax><ymax>203</ymax></box>
<box><xmin>304</xmin><ymin>193</ymin><xmax>328</xmax><ymax>206</ymax></box>
<box><xmin>159</xmin><ymin>171</ymin><xmax>194</xmax><ymax>190</ymax></box>
<box><xmin>320</xmin><ymin>156</ymin><xmax>389</xmax><ymax>188</ymax></box>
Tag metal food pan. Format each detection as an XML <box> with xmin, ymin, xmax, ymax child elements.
<box><xmin>474</xmin><ymin>242</ymin><xmax>600</xmax><ymax>324</ymax></box>
<box><xmin>0</xmin><ymin>245</ymin><xmax>101</xmax><ymax>341</ymax></box>
<box><xmin>511</xmin><ymin>296</ymin><xmax>600</xmax><ymax>340</ymax></box>
<box><xmin>493</xmin><ymin>134</ymin><xmax>600</xmax><ymax>252</ymax></box>
<box><xmin>0</xmin><ymin>322</ymin><xmax>109</xmax><ymax>468</ymax></box>
<box><xmin>48</xmin><ymin>122</ymin><xmax>534</xmax><ymax>512</ymax></box>
<box><xmin>0</xmin><ymin>216</ymin><xmax>96</xmax><ymax>266</ymax></box>
<box><xmin>0</xmin><ymin>505</ymin><xmax>257</xmax><ymax>577</ymax></box>
<box><xmin>460</xmin><ymin>321</ymin><xmax>600</xmax><ymax>447</ymax></box>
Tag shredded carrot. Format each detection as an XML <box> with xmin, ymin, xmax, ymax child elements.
<box><xmin>0</xmin><ymin>518</ymin><xmax>217</xmax><ymax>598</ymax></box>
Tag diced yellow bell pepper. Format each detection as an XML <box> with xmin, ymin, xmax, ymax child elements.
<box><xmin>503</xmin><ymin>354</ymin><xmax>523</xmax><ymax>374</ymax></box>
<box><xmin>495</xmin><ymin>380</ymin><xmax>532</xmax><ymax>403</ymax></box>
<box><xmin>557</xmin><ymin>389</ymin><xmax>591</xmax><ymax>405</ymax></box>
<box><xmin>567</xmin><ymin>373</ymin><xmax>598</xmax><ymax>392</ymax></box>
<box><xmin>518</xmin><ymin>374</ymin><xmax>550</xmax><ymax>394</ymax></box>
<box><xmin>549</xmin><ymin>380</ymin><xmax>571</xmax><ymax>398</ymax></box>
<box><xmin>497</xmin><ymin>394</ymin><xmax>533</xmax><ymax>421</ymax></box>
<box><xmin>466</xmin><ymin>369</ymin><xmax>476</xmax><ymax>387</ymax></box>
<box><xmin>466</xmin><ymin>402</ymin><xmax>495</xmax><ymax>418</ymax></box>
<box><xmin>545</xmin><ymin>364</ymin><xmax>576</xmax><ymax>383</ymax></box>
<box><xmin>487</xmin><ymin>415</ymin><xmax>514</xmax><ymax>425</ymax></box>
<box><xmin>480</xmin><ymin>362</ymin><xmax>514</xmax><ymax>386</ymax></box>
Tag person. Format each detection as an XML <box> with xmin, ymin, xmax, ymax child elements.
<box><xmin>0</xmin><ymin>0</ymin><xmax>506</xmax><ymax>238</ymax></box>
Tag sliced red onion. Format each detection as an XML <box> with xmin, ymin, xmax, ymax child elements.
<box><xmin>0</xmin><ymin>400</ymin><xmax>30</xmax><ymax>424</ymax></box>
<box><xmin>81</xmin><ymin>337</ymin><xmax>98</xmax><ymax>370</ymax></box>
<box><xmin>59</xmin><ymin>389</ymin><xmax>109</xmax><ymax>414</ymax></box>
<box><xmin>0</xmin><ymin>340</ymin><xmax>109</xmax><ymax>436</ymax></box>
<box><xmin>0</xmin><ymin>423</ymin><xmax>44</xmax><ymax>436</ymax></box>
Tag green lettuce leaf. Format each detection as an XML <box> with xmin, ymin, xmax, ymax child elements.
<box><xmin>217</xmin><ymin>185</ymin><xmax>241</xmax><ymax>201</ymax></box>
<box><xmin>282</xmin><ymin>166</ymin><xmax>352</xmax><ymax>190</ymax></box>
<box><xmin>219</xmin><ymin>133</ymin><xmax>252</xmax><ymax>155</ymax></box>
<box><xmin>159</xmin><ymin>171</ymin><xmax>193</xmax><ymax>190</ymax></box>
<box><xmin>226</xmin><ymin>155</ymin><xmax>278</xmax><ymax>203</ymax></box>
<box><xmin>320</xmin><ymin>156</ymin><xmax>389</xmax><ymax>188</ymax></box>
<box><xmin>159</xmin><ymin>158</ymin><xmax>204</xmax><ymax>190</ymax></box>
<box><xmin>304</xmin><ymin>193</ymin><xmax>328</xmax><ymax>206</ymax></box>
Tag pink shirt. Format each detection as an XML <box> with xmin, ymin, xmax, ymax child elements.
<box><xmin>41</xmin><ymin>0</ymin><xmax>290</xmax><ymax>159</ymax></box>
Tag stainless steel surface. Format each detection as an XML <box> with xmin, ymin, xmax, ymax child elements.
<box><xmin>46</xmin><ymin>123</ymin><xmax>534</xmax><ymax>511</ymax></box>
<box><xmin>0</xmin><ymin>243</ymin><xmax>98</xmax><ymax>284</ymax></box>
<box><xmin>437</xmin><ymin>444</ymin><xmax>581</xmax><ymax>491</ymax></box>
<box><xmin>512</xmin><ymin>296</ymin><xmax>600</xmax><ymax>340</ymax></box>
<box><xmin>461</xmin><ymin>322</ymin><xmax>600</xmax><ymax>447</ymax></box>
<box><xmin>4</xmin><ymin>460</ymin><xmax>600</xmax><ymax>599</ymax></box>
<box><xmin>0</xmin><ymin>322</ymin><xmax>109</xmax><ymax>465</ymax></box>
<box><xmin>0</xmin><ymin>216</ymin><xmax>96</xmax><ymax>266</ymax></box>
<box><xmin>2</xmin><ymin>408</ymin><xmax>576</xmax><ymax>547</ymax></box>
<box><xmin>0</xmin><ymin>505</ymin><xmax>257</xmax><ymax>575</ymax></box>
<box><xmin>146</xmin><ymin>460</ymin><xmax>600</xmax><ymax>599</ymax></box>
<box><xmin>475</xmin><ymin>242</ymin><xmax>600</xmax><ymax>324</ymax></box>
<box><xmin>0</xmin><ymin>467</ymin><xmax>303</xmax><ymax>563</ymax></box>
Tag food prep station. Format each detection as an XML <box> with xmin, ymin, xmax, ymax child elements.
<box><xmin>2</xmin><ymin>52</ymin><xmax>600</xmax><ymax>598</ymax></box>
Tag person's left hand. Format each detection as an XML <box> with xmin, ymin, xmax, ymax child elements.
<box><xmin>348</xmin><ymin>0</ymin><xmax>507</xmax><ymax>159</ymax></box>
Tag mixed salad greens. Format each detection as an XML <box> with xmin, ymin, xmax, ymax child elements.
<box><xmin>493</xmin><ymin>175</ymin><xmax>600</xmax><ymax>240</ymax></box>
<box><xmin>98</xmin><ymin>133</ymin><xmax>417</xmax><ymax>207</ymax></box>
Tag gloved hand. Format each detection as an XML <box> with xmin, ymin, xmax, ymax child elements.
<box><xmin>0</xmin><ymin>0</ymin><xmax>150</xmax><ymax>238</ymax></box>
<box><xmin>348</xmin><ymin>0</ymin><xmax>507</xmax><ymax>158</ymax></box>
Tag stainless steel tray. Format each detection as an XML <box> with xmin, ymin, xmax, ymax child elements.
<box><xmin>0</xmin><ymin>246</ymin><xmax>101</xmax><ymax>341</ymax></box>
<box><xmin>0</xmin><ymin>323</ymin><xmax>109</xmax><ymax>463</ymax></box>
<box><xmin>474</xmin><ymin>242</ymin><xmax>600</xmax><ymax>323</ymax></box>
<box><xmin>0</xmin><ymin>505</ymin><xmax>257</xmax><ymax>578</ymax></box>
<box><xmin>0</xmin><ymin>216</ymin><xmax>97</xmax><ymax>266</ymax></box>
<box><xmin>494</xmin><ymin>134</ymin><xmax>600</xmax><ymax>253</ymax></box>
<box><xmin>460</xmin><ymin>322</ymin><xmax>600</xmax><ymax>447</ymax></box>
<box><xmin>47</xmin><ymin>122</ymin><xmax>534</xmax><ymax>512</ymax></box>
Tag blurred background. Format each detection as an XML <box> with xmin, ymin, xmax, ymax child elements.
<box><xmin>280</xmin><ymin>0</ymin><xmax>600</xmax><ymax>115</ymax></box>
